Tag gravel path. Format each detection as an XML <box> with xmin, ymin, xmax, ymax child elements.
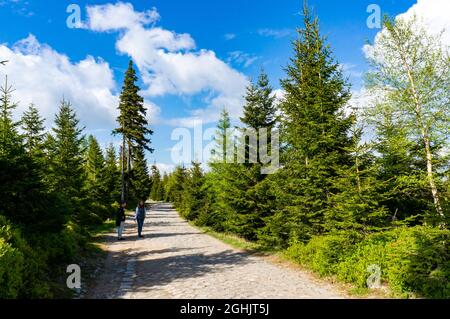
<box><xmin>86</xmin><ymin>203</ymin><xmax>346</xmax><ymax>299</ymax></box>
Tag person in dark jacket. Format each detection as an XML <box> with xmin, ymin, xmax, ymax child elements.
<box><xmin>116</xmin><ymin>202</ymin><xmax>127</xmax><ymax>240</ymax></box>
<box><xmin>135</xmin><ymin>200</ymin><xmax>146</xmax><ymax>238</ymax></box>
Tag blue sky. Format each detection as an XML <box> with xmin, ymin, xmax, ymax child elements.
<box><xmin>0</xmin><ymin>0</ymin><xmax>434</xmax><ymax>172</ymax></box>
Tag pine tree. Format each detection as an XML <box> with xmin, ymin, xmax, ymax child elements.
<box><xmin>103</xmin><ymin>143</ymin><xmax>121</xmax><ymax>206</ymax></box>
<box><xmin>0</xmin><ymin>76</ymin><xmax>18</xmax><ymax>143</ymax></box>
<box><xmin>211</xmin><ymin>108</ymin><xmax>233</xmax><ymax>163</ymax></box>
<box><xmin>368</xmin><ymin>102</ymin><xmax>429</xmax><ymax>223</ymax></box>
<box><xmin>0</xmin><ymin>78</ymin><xmax>65</xmax><ymax>232</ymax></box>
<box><xmin>21</xmin><ymin>103</ymin><xmax>46</xmax><ymax>157</ymax></box>
<box><xmin>131</xmin><ymin>146</ymin><xmax>150</xmax><ymax>202</ymax></box>
<box><xmin>150</xmin><ymin>164</ymin><xmax>164</xmax><ymax>201</ymax></box>
<box><xmin>166</xmin><ymin>166</ymin><xmax>187</xmax><ymax>209</ymax></box>
<box><xmin>221</xmin><ymin>69</ymin><xmax>279</xmax><ymax>240</ymax></box>
<box><xmin>260</xmin><ymin>5</ymin><xmax>355</xmax><ymax>246</ymax></box>
<box><xmin>181</xmin><ymin>161</ymin><xmax>205</xmax><ymax>220</ymax></box>
<box><xmin>47</xmin><ymin>99</ymin><xmax>85</xmax><ymax>213</ymax></box>
<box><xmin>84</xmin><ymin>135</ymin><xmax>106</xmax><ymax>202</ymax></box>
<box><xmin>113</xmin><ymin>60</ymin><xmax>153</xmax><ymax>202</ymax></box>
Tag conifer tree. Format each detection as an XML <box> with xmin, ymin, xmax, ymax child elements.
<box><xmin>150</xmin><ymin>164</ymin><xmax>164</xmax><ymax>201</ymax></box>
<box><xmin>131</xmin><ymin>146</ymin><xmax>150</xmax><ymax>202</ymax></box>
<box><xmin>0</xmin><ymin>78</ymin><xmax>64</xmax><ymax>232</ymax></box>
<box><xmin>166</xmin><ymin>166</ymin><xmax>187</xmax><ymax>209</ymax></box>
<box><xmin>223</xmin><ymin>70</ymin><xmax>279</xmax><ymax>240</ymax></box>
<box><xmin>103</xmin><ymin>143</ymin><xmax>121</xmax><ymax>206</ymax></box>
<box><xmin>84</xmin><ymin>135</ymin><xmax>106</xmax><ymax>202</ymax></box>
<box><xmin>113</xmin><ymin>60</ymin><xmax>153</xmax><ymax>202</ymax></box>
<box><xmin>21</xmin><ymin>103</ymin><xmax>45</xmax><ymax>157</ymax></box>
<box><xmin>47</xmin><ymin>99</ymin><xmax>85</xmax><ymax>213</ymax></box>
<box><xmin>212</xmin><ymin>108</ymin><xmax>233</xmax><ymax>163</ymax></box>
<box><xmin>181</xmin><ymin>161</ymin><xmax>205</xmax><ymax>220</ymax></box>
<box><xmin>260</xmin><ymin>5</ymin><xmax>355</xmax><ymax>246</ymax></box>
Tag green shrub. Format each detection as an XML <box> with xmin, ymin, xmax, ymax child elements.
<box><xmin>0</xmin><ymin>216</ymin><xmax>25</xmax><ymax>298</ymax></box>
<box><xmin>285</xmin><ymin>226</ymin><xmax>449</xmax><ymax>298</ymax></box>
<box><xmin>336</xmin><ymin>231</ymin><xmax>395</xmax><ymax>287</ymax></box>
<box><xmin>286</xmin><ymin>231</ymin><xmax>363</xmax><ymax>276</ymax></box>
<box><xmin>384</xmin><ymin>226</ymin><xmax>449</xmax><ymax>298</ymax></box>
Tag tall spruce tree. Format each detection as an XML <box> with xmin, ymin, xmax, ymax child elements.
<box><xmin>131</xmin><ymin>146</ymin><xmax>150</xmax><ymax>202</ymax></box>
<box><xmin>259</xmin><ymin>5</ymin><xmax>355</xmax><ymax>247</ymax></box>
<box><xmin>181</xmin><ymin>161</ymin><xmax>205</xmax><ymax>221</ymax></box>
<box><xmin>47</xmin><ymin>99</ymin><xmax>85</xmax><ymax>215</ymax></box>
<box><xmin>0</xmin><ymin>78</ymin><xmax>65</xmax><ymax>232</ymax></box>
<box><xmin>103</xmin><ymin>143</ymin><xmax>121</xmax><ymax>206</ymax></box>
<box><xmin>84</xmin><ymin>135</ymin><xmax>106</xmax><ymax>202</ymax></box>
<box><xmin>113</xmin><ymin>60</ymin><xmax>153</xmax><ymax>202</ymax></box>
<box><xmin>166</xmin><ymin>166</ymin><xmax>187</xmax><ymax>209</ymax></box>
<box><xmin>223</xmin><ymin>70</ymin><xmax>279</xmax><ymax>240</ymax></box>
<box><xmin>21</xmin><ymin>103</ymin><xmax>45</xmax><ymax>157</ymax></box>
<box><xmin>150</xmin><ymin>164</ymin><xmax>164</xmax><ymax>201</ymax></box>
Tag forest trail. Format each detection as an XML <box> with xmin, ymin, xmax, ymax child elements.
<box><xmin>86</xmin><ymin>203</ymin><xmax>347</xmax><ymax>299</ymax></box>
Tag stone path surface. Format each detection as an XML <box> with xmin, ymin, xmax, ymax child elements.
<box><xmin>86</xmin><ymin>203</ymin><xmax>346</xmax><ymax>299</ymax></box>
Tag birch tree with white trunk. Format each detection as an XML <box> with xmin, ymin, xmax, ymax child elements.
<box><xmin>365</xmin><ymin>15</ymin><xmax>450</xmax><ymax>222</ymax></box>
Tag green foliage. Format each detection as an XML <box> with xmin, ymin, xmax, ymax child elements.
<box><xmin>131</xmin><ymin>146</ymin><xmax>151</xmax><ymax>202</ymax></box>
<box><xmin>21</xmin><ymin>103</ymin><xmax>46</xmax><ymax>157</ymax></box>
<box><xmin>0</xmin><ymin>216</ymin><xmax>25</xmax><ymax>298</ymax></box>
<box><xmin>47</xmin><ymin>100</ymin><xmax>85</xmax><ymax>211</ymax></box>
<box><xmin>103</xmin><ymin>143</ymin><xmax>121</xmax><ymax>206</ymax></box>
<box><xmin>150</xmin><ymin>164</ymin><xmax>164</xmax><ymax>201</ymax></box>
<box><xmin>180</xmin><ymin>161</ymin><xmax>205</xmax><ymax>221</ymax></box>
<box><xmin>286</xmin><ymin>227</ymin><xmax>450</xmax><ymax>298</ymax></box>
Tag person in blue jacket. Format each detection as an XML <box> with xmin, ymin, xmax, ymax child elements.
<box><xmin>135</xmin><ymin>200</ymin><xmax>146</xmax><ymax>238</ymax></box>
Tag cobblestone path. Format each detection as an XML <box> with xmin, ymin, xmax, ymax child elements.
<box><xmin>86</xmin><ymin>203</ymin><xmax>346</xmax><ymax>299</ymax></box>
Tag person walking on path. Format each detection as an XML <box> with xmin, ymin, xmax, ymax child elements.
<box><xmin>116</xmin><ymin>202</ymin><xmax>127</xmax><ymax>240</ymax></box>
<box><xmin>135</xmin><ymin>200</ymin><xmax>146</xmax><ymax>238</ymax></box>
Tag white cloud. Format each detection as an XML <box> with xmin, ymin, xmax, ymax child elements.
<box><xmin>0</xmin><ymin>34</ymin><xmax>119</xmax><ymax>129</ymax></box>
<box><xmin>85</xmin><ymin>2</ymin><xmax>160</xmax><ymax>31</ymax></box>
<box><xmin>396</xmin><ymin>0</ymin><xmax>450</xmax><ymax>45</ymax></box>
<box><xmin>224</xmin><ymin>33</ymin><xmax>236</xmax><ymax>40</ymax></box>
<box><xmin>0</xmin><ymin>34</ymin><xmax>160</xmax><ymax>132</ymax></box>
<box><xmin>257</xmin><ymin>28</ymin><xmax>293</xmax><ymax>38</ymax></box>
<box><xmin>341</xmin><ymin>63</ymin><xmax>363</xmax><ymax>79</ymax></box>
<box><xmin>363</xmin><ymin>0</ymin><xmax>450</xmax><ymax>60</ymax></box>
<box><xmin>227</xmin><ymin>51</ymin><xmax>259</xmax><ymax>68</ymax></box>
<box><xmin>272</xmin><ymin>89</ymin><xmax>285</xmax><ymax>104</ymax></box>
<box><xmin>84</xmin><ymin>2</ymin><xmax>249</xmax><ymax>125</ymax></box>
<box><xmin>154</xmin><ymin>162</ymin><xmax>175</xmax><ymax>175</ymax></box>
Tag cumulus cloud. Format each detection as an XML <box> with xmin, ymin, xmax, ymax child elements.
<box><xmin>0</xmin><ymin>34</ymin><xmax>160</xmax><ymax>131</ymax></box>
<box><xmin>83</xmin><ymin>2</ymin><xmax>249</xmax><ymax>125</ymax></box>
<box><xmin>363</xmin><ymin>0</ymin><xmax>450</xmax><ymax>60</ymax></box>
<box><xmin>396</xmin><ymin>0</ymin><xmax>450</xmax><ymax>45</ymax></box>
<box><xmin>85</xmin><ymin>2</ymin><xmax>160</xmax><ymax>31</ymax></box>
<box><xmin>0</xmin><ymin>34</ymin><xmax>119</xmax><ymax>129</ymax></box>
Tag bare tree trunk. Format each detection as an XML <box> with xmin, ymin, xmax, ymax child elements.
<box><xmin>355</xmin><ymin>156</ymin><xmax>362</xmax><ymax>195</ymax></box>
<box><xmin>423</xmin><ymin>134</ymin><xmax>444</xmax><ymax>218</ymax></box>
<box><xmin>394</xmin><ymin>36</ymin><xmax>444</xmax><ymax>219</ymax></box>
<box><xmin>120</xmin><ymin>138</ymin><xmax>125</xmax><ymax>203</ymax></box>
<box><xmin>127</xmin><ymin>141</ymin><xmax>132</xmax><ymax>200</ymax></box>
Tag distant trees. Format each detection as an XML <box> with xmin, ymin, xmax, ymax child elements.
<box><xmin>150</xmin><ymin>164</ymin><xmax>164</xmax><ymax>201</ymax></box>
